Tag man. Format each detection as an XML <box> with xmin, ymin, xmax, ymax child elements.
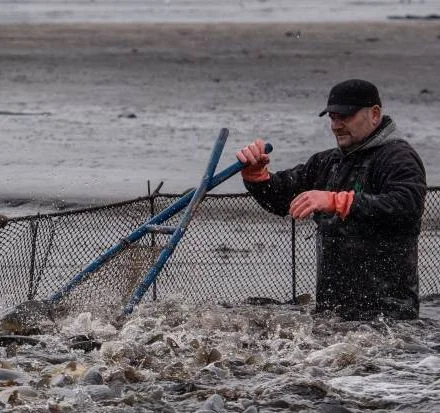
<box><xmin>236</xmin><ymin>79</ymin><xmax>427</xmax><ymax>321</ymax></box>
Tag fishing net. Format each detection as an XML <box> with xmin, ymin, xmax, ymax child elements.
<box><xmin>1</xmin><ymin>189</ymin><xmax>439</xmax><ymax>318</ymax></box>
<box><xmin>56</xmin><ymin>242</ymin><xmax>163</xmax><ymax>318</ymax></box>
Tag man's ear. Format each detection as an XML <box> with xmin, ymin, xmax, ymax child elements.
<box><xmin>371</xmin><ymin>105</ymin><xmax>382</xmax><ymax>127</ymax></box>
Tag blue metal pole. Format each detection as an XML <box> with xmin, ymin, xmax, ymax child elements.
<box><xmin>49</xmin><ymin>132</ymin><xmax>272</xmax><ymax>304</ymax></box>
<box><xmin>122</xmin><ymin>128</ymin><xmax>229</xmax><ymax>314</ymax></box>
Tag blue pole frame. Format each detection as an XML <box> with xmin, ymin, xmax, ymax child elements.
<box><xmin>48</xmin><ymin>128</ymin><xmax>273</xmax><ymax>315</ymax></box>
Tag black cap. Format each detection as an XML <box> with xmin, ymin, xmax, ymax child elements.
<box><xmin>319</xmin><ymin>79</ymin><xmax>382</xmax><ymax>117</ymax></box>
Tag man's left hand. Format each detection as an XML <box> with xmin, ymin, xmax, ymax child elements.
<box><xmin>289</xmin><ymin>191</ymin><xmax>335</xmax><ymax>219</ymax></box>
<box><xmin>289</xmin><ymin>190</ymin><xmax>354</xmax><ymax>219</ymax></box>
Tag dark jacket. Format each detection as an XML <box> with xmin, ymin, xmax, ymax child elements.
<box><xmin>245</xmin><ymin>116</ymin><xmax>427</xmax><ymax>320</ymax></box>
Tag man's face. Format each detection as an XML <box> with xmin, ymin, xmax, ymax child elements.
<box><xmin>329</xmin><ymin>106</ymin><xmax>381</xmax><ymax>149</ymax></box>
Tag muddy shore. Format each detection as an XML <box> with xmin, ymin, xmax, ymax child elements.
<box><xmin>0</xmin><ymin>21</ymin><xmax>439</xmax><ymax>209</ymax></box>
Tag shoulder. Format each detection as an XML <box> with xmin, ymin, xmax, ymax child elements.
<box><xmin>381</xmin><ymin>138</ymin><xmax>424</xmax><ymax>163</ymax></box>
<box><xmin>372</xmin><ymin>138</ymin><xmax>426</xmax><ymax>180</ymax></box>
<box><xmin>373</xmin><ymin>125</ymin><xmax>423</xmax><ymax>160</ymax></box>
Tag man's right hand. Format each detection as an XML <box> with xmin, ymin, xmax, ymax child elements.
<box><xmin>236</xmin><ymin>139</ymin><xmax>270</xmax><ymax>182</ymax></box>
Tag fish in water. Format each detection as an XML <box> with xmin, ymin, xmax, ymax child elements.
<box><xmin>0</xmin><ymin>300</ymin><xmax>61</xmax><ymax>335</ymax></box>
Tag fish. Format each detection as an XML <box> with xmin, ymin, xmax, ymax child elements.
<box><xmin>0</xmin><ymin>300</ymin><xmax>60</xmax><ymax>335</ymax></box>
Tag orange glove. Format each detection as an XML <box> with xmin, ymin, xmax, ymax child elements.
<box><xmin>289</xmin><ymin>190</ymin><xmax>354</xmax><ymax>220</ymax></box>
<box><xmin>236</xmin><ymin>139</ymin><xmax>270</xmax><ymax>182</ymax></box>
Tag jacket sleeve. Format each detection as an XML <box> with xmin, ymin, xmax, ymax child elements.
<box><xmin>243</xmin><ymin>152</ymin><xmax>323</xmax><ymax>216</ymax></box>
<box><xmin>350</xmin><ymin>141</ymin><xmax>427</xmax><ymax>230</ymax></box>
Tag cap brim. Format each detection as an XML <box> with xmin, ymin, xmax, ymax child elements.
<box><xmin>318</xmin><ymin>104</ymin><xmax>363</xmax><ymax>117</ymax></box>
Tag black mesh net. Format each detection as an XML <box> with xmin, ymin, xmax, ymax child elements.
<box><xmin>0</xmin><ymin>189</ymin><xmax>438</xmax><ymax>318</ymax></box>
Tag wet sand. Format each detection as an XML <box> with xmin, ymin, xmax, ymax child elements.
<box><xmin>0</xmin><ymin>21</ymin><xmax>440</xmax><ymax>208</ymax></box>
<box><xmin>1</xmin><ymin>22</ymin><xmax>440</xmax><ymax>412</ymax></box>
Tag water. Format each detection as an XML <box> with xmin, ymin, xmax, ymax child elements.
<box><xmin>0</xmin><ymin>0</ymin><xmax>438</xmax><ymax>24</ymax></box>
<box><xmin>0</xmin><ymin>0</ymin><xmax>439</xmax><ymax>216</ymax></box>
<box><xmin>0</xmin><ymin>2</ymin><xmax>439</xmax><ymax>412</ymax></box>
<box><xmin>0</xmin><ymin>297</ymin><xmax>439</xmax><ymax>412</ymax></box>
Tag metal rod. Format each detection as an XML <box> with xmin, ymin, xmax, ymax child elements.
<box><xmin>32</xmin><ymin>220</ymin><xmax>56</xmax><ymax>299</ymax></box>
<box><xmin>148</xmin><ymin>181</ymin><xmax>156</xmax><ymax>300</ymax></box>
<box><xmin>122</xmin><ymin>128</ymin><xmax>229</xmax><ymax>314</ymax></box>
<box><xmin>27</xmin><ymin>216</ymin><xmax>39</xmax><ymax>300</ymax></box>
<box><xmin>291</xmin><ymin>218</ymin><xmax>296</xmax><ymax>304</ymax></box>
<box><xmin>48</xmin><ymin>133</ymin><xmax>272</xmax><ymax>304</ymax></box>
<box><xmin>143</xmin><ymin>225</ymin><xmax>178</xmax><ymax>235</ymax></box>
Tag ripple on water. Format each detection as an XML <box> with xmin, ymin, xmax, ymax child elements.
<box><xmin>0</xmin><ymin>296</ymin><xmax>438</xmax><ymax>412</ymax></box>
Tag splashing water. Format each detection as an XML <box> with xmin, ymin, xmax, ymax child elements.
<box><xmin>0</xmin><ymin>295</ymin><xmax>439</xmax><ymax>412</ymax></box>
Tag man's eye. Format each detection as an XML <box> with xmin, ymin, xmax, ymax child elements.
<box><xmin>330</xmin><ymin>114</ymin><xmax>348</xmax><ymax>121</ymax></box>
